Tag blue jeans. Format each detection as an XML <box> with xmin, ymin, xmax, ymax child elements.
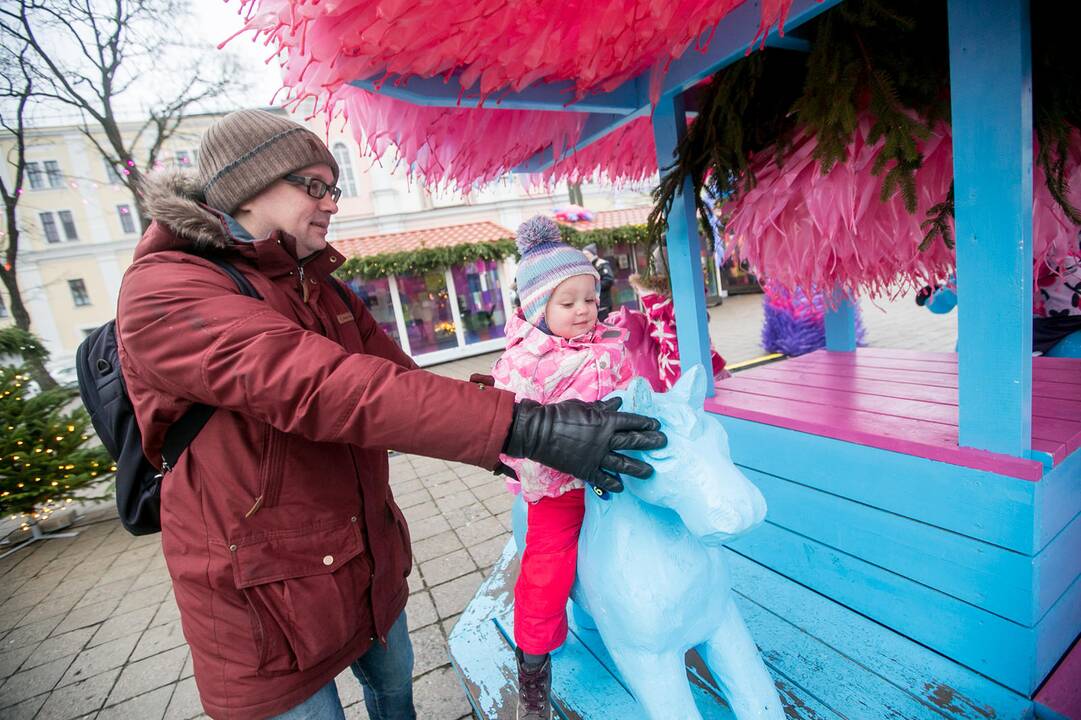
<box><xmin>271</xmin><ymin>611</ymin><xmax>416</xmax><ymax>720</ymax></box>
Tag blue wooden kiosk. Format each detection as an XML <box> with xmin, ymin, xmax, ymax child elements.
<box><xmin>356</xmin><ymin>1</ymin><xmax>1081</xmax><ymax>717</ymax></box>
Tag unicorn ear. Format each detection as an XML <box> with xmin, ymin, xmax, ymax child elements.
<box><xmin>669</xmin><ymin>364</ymin><xmax>708</xmax><ymax>406</ymax></box>
<box><xmin>627</xmin><ymin>376</ymin><xmax>654</xmax><ymax>413</ymax></box>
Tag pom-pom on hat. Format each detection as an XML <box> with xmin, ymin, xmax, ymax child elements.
<box><xmin>515</xmin><ymin>215</ymin><xmax>599</xmax><ymax>325</ymax></box>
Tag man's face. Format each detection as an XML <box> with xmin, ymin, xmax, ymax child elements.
<box><xmin>234</xmin><ymin>163</ymin><xmax>339</xmax><ymax>257</ymax></box>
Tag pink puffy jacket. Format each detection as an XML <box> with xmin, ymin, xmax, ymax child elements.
<box><xmin>492</xmin><ymin>310</ymin><xmax>632</xmax><ymax>502</ymax></box>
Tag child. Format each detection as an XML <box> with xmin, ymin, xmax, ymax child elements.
<box><xmin>493</xmin><ymin>216</ymin><xmax>633</xmax><ymax>720</ymax></box>
<box><xmin>627</xmin><ymin>272</ymin><xmax>729</xmax><ymax>390</ymax></box>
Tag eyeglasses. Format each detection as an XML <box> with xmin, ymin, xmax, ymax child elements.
<box><xmin>282</xmin><ymin>173</ymin><xmax>342</xmax><ymax>202</ymax></box>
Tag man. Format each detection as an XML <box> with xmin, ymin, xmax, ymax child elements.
<box><xmin>582</xmin><ymin>242</ymin><xmax>616</xmax><ymax>320</ymax></box>
<box><xmin>117</xmin><ymin>109</ymin><xmax>664</xmax><ymax>720</ymax></box>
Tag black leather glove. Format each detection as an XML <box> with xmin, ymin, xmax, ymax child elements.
<box><xmin>502</xmin><ymin>397</ymin><xmax>666</xmax><ymax>495</ymax></box>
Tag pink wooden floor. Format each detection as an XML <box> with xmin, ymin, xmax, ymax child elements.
<box><xmin>1035</xmin><ymin>635</ymin><xmax>1081</xmax><ymax>720</ymax></box>
<box><xmin>706</xmin><ymin>348</ymin><xmax>1081</xmax><ymax>481</ymax></box>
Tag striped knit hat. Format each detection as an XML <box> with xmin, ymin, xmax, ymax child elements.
<box><xmin>198</xmin><ymin>109</ymin><xmax>339</xmax><ymax>214</ymax></box>
<box><xmin>515</xmin><ymin>216</ymin><xmax>599</xmax><ymax>325</ymax></box>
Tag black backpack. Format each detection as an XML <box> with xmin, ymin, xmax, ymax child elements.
<box><xmin>75</xmin><ymin>258</ymin><xmax>261</xmax><ymax>535</ymax></box>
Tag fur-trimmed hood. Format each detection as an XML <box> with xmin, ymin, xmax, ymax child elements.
<box><xmin>140</xmin><ymin>168</ymin><xmax>232</xmax><ymax>251</ymax></box>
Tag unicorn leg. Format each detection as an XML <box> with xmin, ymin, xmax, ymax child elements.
<box><xmin>700</xmin><ymin>599</ymin><xmax>784</xmax><ymax>720</ymax></box>
<box><xmin>608</xmin><ymin>647</ymin><xmax>702</xmax><ymax>720</ymax></box>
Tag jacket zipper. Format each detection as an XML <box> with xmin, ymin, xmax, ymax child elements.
<box><xmin>298</xmin><ymin>264</ymin><xmax>309</xmax><ymax>302</ymax></box>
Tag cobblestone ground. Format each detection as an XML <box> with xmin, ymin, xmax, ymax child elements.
<box><xmin>0</xmin><ymin>290</ymin><xmax>955</xmax><ymax>719</ymax></box>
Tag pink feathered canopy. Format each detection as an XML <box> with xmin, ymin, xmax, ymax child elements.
<box><xmin>230</xmin><ymin>0</ymin><xmax>790</xmax><ymax>188</ymax></box>
<box><xmin>230</xmin><ymin>0</ymin><xmax>1079</xmax><ymax>296</ymax></box>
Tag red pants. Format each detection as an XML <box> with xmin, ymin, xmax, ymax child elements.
<box><xmin>514</xmin><ymin>489</ymin><xmax>585</xmax><ymax>655</ymax></box>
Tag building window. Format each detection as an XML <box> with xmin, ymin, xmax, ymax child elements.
<box><xmin>103</xmin><ymin>157</ymin><xmax>122</xmax><ymax>184</ymax></box>
<box><xmin>26</xmin><ymin>161</ymin><xmax>44</xmax><ymax>190</ymax></box>
<box><xmin>0</xmin><ymin>294</ymin><xmax>8</xmax><ymax>318</ymax></box>
<box><xmin>39</xmin><ymin>212</ymin><xmax>60</xmax><ymax>244</ymax></box>
<box><xmin>68</xmin><ymin>279</ymin><xmax>90</xmax><ymax>307</ymax></box>
<box><xmin>331</xmin><ymin>143</ymin><xmax>357</xmax><ymax>198</ymax></box>
<box><xmin>44</xmin><ymin>160</ymin><xmax>63</xmax><ymax>189</ymax></box>
<box><xmin>58</xmin><ymin>210</ymin><xmax>79</xmax><ymax>241</ymax></box>
<box><xmin>175</xmin><ymin>150</ymin><xmax>193</xmax><ymax>167</ymax></box>
<box><xmin>117</xmin><ymin>204</ymin><xmax>136</xmax><ymax>234</ymax></box>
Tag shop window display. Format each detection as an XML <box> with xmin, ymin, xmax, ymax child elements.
<box><xmin>451</xmin><ymin>259</ymin><xmax>507</xmax><ymax>344</ymax></box>
<box><xmin>398</xmin><ymin>271</ymin><xmax>459</xmax><ymax>355</ymax></box>
<box><xmin>346</xmin><ymin>277</ymin><xmax>401</xmax><ymax>344</ymax></box>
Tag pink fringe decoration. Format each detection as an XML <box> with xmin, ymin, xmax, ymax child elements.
<box><xmin>339</xmin><ymin>89</ymin><xmax>588</xmax><ymax>189</ymax></box>
<box><xmin>334</xmin><ymin>88</ymin><xmax>659</xmax><ymax>191</ymax></box>
<box><xmin>540</xmin><ymin>116</ymin><xmax>658</xmax><ymax>187</ymax></box>
<box><xmin>228</xmin><ymin>0</ymin><xmax>795</xmax><ymax>189</ymax></box>
<box><xmin>724</xmin><ymin>117</ymin><xmax>1081</xmax><ymax>300</ymax></box>
<box><xmin>235</xmin><ymin>0</ymin><xmax>776</xmax><ymax>104</ymax></box>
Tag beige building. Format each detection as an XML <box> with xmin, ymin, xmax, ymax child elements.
<box><xmin>1</xmin><ymin>106</ymin><xmax>650</xmax><ymax>377</ymax></box>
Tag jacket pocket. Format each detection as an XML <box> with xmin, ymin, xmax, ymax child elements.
<box><xmin>230</xmin><ymin>516</ymin><xmax>371</xmax><ymax>675</ymax></box>
<box><xmin>248</xmin><ymin>425</ymin><xmax>287</xmax><ymax>516</ymax></box>
<box><xmin>387</xmin><ymin>502</ymin><xmax>412</xmax><ymax>576</ymax></box>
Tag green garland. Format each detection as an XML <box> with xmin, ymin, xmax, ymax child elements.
<box><xmin>333</xmin><ymin>223</ymin><xmax>654</xmax><ymax>280</ymax></box>
<box><xmin>559</xmin><ymin>224</ymin><xmax>650</xmax><ymax>251</ymax></box>
<box><xmin>335</xmin><ymin>239</ymin><xmax>516</xmax><ymax>280</ymax></box>
<box><xmin>649</xmin><ymin>0</ymin><xmax>1081</xmax><ymax>254</ymax></box>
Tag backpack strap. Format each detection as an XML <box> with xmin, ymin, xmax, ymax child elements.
<box><xmin>160</xmin><ymin>257</ymin><xmax>262</xmax><ymax>471</ymax></box>
<box><xmin>327</xmin><ymin>276</ymin><xmax>353</xmax><ymax>310</ymax></box>
<box><xmin>206</xmin><ymin>256</ymin><xmax>263</xmax><ymax>300</ymax></box>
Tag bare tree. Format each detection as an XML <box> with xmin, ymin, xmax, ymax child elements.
<box><xmin>0</xmin><ymin>44</ymin><xmax>58</xmax><ymax>389</ymax></box>
<box><xmin>1</xmin><ymin>0</ymin><xmax>248</xmax><ymax>230</ymax></box>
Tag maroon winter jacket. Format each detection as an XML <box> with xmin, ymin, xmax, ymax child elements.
<box><xmin>116</xmin><ymin>170</ymin><xmax>515</xmax><ymax>719</ymax></box>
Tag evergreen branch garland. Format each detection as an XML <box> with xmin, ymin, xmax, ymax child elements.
<box><xmin>920</xmin><ymin>182</ymin><xmax>954</xmax><ymax>251</ymax></box>
<box><xmin>332</xmin><ymin>224</ymin><xmax>653</xmax><ymax>280</ymax></box>
<box><xmin>334</xmin><ymin>239</ymin><xmax>517</xmax><ymax>280</ymax></box>
<box><xmin>648</xmin><ymin>51</ymin><xmax>805</xmax><ymax>252</ymax></box>
<box><xmin>649</xmin><ymin>0</ymin><xmax>1081</xmax><ymax>258</ymax></box>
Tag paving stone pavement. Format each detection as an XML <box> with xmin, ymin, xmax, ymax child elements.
<box><xmin>0</xmin><ymin>290</ymin><xmax>954</xmax><ymax>719</ymax></box>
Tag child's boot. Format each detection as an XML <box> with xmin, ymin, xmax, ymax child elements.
<box><xmin>515</xmin><ymin>648</ymin><xmax>552</xmax><ymax>720</ymax></box>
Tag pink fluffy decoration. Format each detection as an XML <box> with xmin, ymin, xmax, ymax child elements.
<box><xmin>723</xmin><ymin>116</ymin><xmax>1081</xmax><ymax>300</ymax></box>
<box><xmin>226</xmin><ymin>0</ymin><xmax>794</xmax><ymax>189</ymax></box>
<box><xmin>232</xmin><ymin>0</ymin><xmax>784</xmax><ymax>103</ymax></box>
<box><xmin>540</xmin><ymin>116</ymin><xmax>658</xmax><ymax>187</ymax></box>
<box><xmin>334</xmin><ymin>90</ymin><xmax>659</xmax><ymax>191</ymax></box>
<box><xmin>338</xmin><ymin>89</ymin><xmax>588</xmax><ymax>189</ymax></box>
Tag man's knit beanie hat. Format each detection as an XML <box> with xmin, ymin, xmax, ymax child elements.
<box><xmin>515</xmin><ymin>215</ymin><xmax>599</xmax><ymax>325</ymax></box>
<box><xmin>198</xmin><ymin>109</ymin><xmax>339</xmax><ymax>214</ymax></box>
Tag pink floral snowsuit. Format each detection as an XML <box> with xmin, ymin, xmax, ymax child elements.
<box><xmin>492</xmin><ymin>310</ymin><xmax>632</xmax><ymax>654</ymax></box>
<box><xmin>638</xmin><ymin>292</ymin><xmax>728</xmax><ymax>390</ymax></box>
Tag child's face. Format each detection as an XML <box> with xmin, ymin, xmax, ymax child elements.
<box><xmin>544</xmin><ymin>274</ymin><xmax>599</xmax><ymax>339</ymax></box>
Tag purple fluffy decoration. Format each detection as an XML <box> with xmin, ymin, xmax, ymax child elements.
<box><xmin>761</xmin><ymin>282</ymin><xmax>867</xmax><ymax>356</ymax></box>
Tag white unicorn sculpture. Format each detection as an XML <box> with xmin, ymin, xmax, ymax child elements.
<box><xmin>514</xmin><ymin>365</ymin><xmax>784</xmax><ymax>719</ymax></box>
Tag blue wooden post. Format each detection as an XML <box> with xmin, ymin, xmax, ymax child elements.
<box><xmin>824</xmin><ymin>291</ymin><xmax>857</xmax><ymax>352</ymax></box>
<box><xmin>652</xmin><ymin>92</ymin><xmax>715</xmax><ymax>398</ymax></box>
<box><xmin>948</xmin><ymin>0</ymin><xmax>1033</xmax><ymax>456</ymax></box>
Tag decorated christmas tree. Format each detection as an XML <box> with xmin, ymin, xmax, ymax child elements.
<box><xmin>0</xmin><ymin>331</ymin><xmax>112</xmax><ymax>531</ymax></box>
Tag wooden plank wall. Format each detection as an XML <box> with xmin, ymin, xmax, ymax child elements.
<box><xmin>713</xmin><ymin>412</ymin><xmax>1080</xmax><ymax>696</ymax></box>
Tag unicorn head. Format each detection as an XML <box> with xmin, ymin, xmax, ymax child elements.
<box><xmin>610</xmin><ymin>365</ymin><xmax>767</xmax><ymax>545</ymax></box>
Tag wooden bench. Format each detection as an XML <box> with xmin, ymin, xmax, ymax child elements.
<box><xmin>448</xmin><ymin>539</ymin><xmax>1034</xmax><ymax>719</ymax></box>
